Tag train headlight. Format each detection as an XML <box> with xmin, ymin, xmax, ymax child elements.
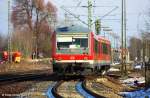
<box><xmin>57</xmin><ymin>57</ymin><xmax>62</xmax><ymax>61</ymax></box>
<box><xmin>70</xmin><ymin>56</ymin><xmax>75</xmax><ymax>60</ymax></box>
<box><xmin>84</xmin><ymin>57</ymin><xmax>88</xmax><ymax>60</ymax></box>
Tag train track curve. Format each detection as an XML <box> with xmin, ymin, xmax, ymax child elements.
<box><xmin>76</xmin><ymin>81</ymin><xmax>105</xmax><ymax>98</ymax></box>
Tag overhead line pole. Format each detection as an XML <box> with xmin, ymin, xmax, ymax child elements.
<box><xmin>121</xmin><ymin>0</ymin><xmax>124</xmax><ymax>74</ymax></box>
<box><xmin>88</xmin><ymin>0</ymin><xmax>92</xmax><ymax>29</ymax></box>
<box><xmin>8</xmin><ymin>0</ymin><xmax>12</xmax><ymax>63</ymax></box>
<box><xmin>121</xmin><ymin>0</ymin><xmax>127</xmax><ymax>75</ymax></box>
<box><xmin>124</xmin><ymin>0</ymin><xmax>127</xmax><ymax>73</ymax></box>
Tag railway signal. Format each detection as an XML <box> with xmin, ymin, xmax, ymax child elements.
<box><xmin>95</xmin><ymin>19</ymin><xmax>101</xmax><ymax>35</ymax></box>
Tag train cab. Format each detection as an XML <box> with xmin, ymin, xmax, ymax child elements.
<box><xmin>51</xmin><ymin>25</ymin><xmax>111</xmax><ymax>74</ymax></box>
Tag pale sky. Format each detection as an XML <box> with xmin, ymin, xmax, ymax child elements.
<box><xmin>0</xmin><ymin>0</ymin><xmax>149</xmax><ymax>38</ymax></box>
<box><xmin>0</xmin><ymin>0</ymin><xmax>8</xmax><ymax>36</ymax></box>
<box><xmin>50</xmin><ymin>0</ymin><xmax>149</xmax><ymax>37</ymax></box>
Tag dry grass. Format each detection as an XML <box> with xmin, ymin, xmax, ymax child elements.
<box><xmin>87</xmin><ymin>79</ymin><xmax>123</xmax><ymax>98</ymax></box>
<box><xmin>86</xmin><ymin>76</ymin><xmax>135</xmax><ymax>98</ymax></box>
<box><xmin>96</xmin><ymin>77</ymin><xmax>133</xmax><ymax>92</ymax></box>
<box><xmin>0</xmin><ymin>59</ymin><xmax>52</xmax><ymax>74</ymax></box>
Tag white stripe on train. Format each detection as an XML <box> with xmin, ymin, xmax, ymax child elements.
<box><xmin>55</xmin><ymin>60</ymin><xmax>111</xmax><ymax>65</ymax></box>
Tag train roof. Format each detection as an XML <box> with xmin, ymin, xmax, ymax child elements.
<box><xmin>56</xmin><ymin>25</ymin><xmax>91</xmax><ymax>34</ymax></box>
<box><xmin>93</xmin><ymin>33</ymin><xmax>110</xmax><ymax>44</ymax></box>
<box><xmin>98</xmin><ymin>36</ymin><xmax>111</xmax><ymax>44</ymax></box>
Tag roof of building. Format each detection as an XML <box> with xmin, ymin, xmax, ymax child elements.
<box><xmin>56</xmin><ymin>25</ymin><xmax>91</xmax><ymax>33</ymax></box>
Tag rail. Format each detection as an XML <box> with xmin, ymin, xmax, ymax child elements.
<box><xmin>0</xmin><ymin>74</ymin><xmax>44</xmax><ymax>83</ymax></box>
<box><xmin>51</xmin><ymin>81</ymin><xmax>64</xmax><ymax>98</ymax></box>
<box><xmin>76</xmin><ymin>81</ymin><xmax>105</xmax><ymax>98</ymax></box>
<box><xmin>82</xmin><ymin>80</ymin><xmax>106</xmax><ymax>98</ymax></box>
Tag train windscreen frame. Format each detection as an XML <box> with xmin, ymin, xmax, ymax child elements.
<box><xmin>56</xmin><ymin>34</ymin><xmax>89</xmax><ymax>54</ymax></box>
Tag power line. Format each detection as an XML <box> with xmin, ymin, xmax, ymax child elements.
<box><xmin>61</xmin><ymin>6</ymin><xmax>88</xmax><ymax>26</ymax></box>
<box><xmin>100</xmin><ymin>6</ymin><xmax>119</xmax><ymax>19</ymax></box>
<box><xmin>75</xmin><ymin>0</ymin><xmax>83</xmax><ymax>10</ymax></box>
<box><xmin>64</xmin><ymin>5</ymin><xmax>117</xmax><ymax>8</ymax></box>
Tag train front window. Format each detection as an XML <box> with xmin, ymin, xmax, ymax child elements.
<box><xmin>56</xmin><ymin>35</ymin><xmax>88</xmax><ymax>54</ymax></box>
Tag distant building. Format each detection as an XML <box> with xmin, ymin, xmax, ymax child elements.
<box><xmin>111</xmin><ymin>48</ymin><xmax>130</xmax><ymax>64</ymax></box>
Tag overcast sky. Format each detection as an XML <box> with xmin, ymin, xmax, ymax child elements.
<box><xmin>0</xmin><ymin>0</ymin><xmax>149</xmax><ymax>38</ymax></box>
<box><xmin>50</xmin><ymin>0</ymin><xmax>149</xmax><ymax>37</ymax></box>
<box><xmin>0</xmin><ymin>0</ymin><xmax>8</xmax><ymax>36</ymax></box>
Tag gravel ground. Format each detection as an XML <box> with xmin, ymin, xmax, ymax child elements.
<box><xmin>0</xmin><ymin>81</ymin><xmax>34</xmax><ymax>98</ymax></box>
<box><xmin>86</xmin><ymin>77</ymin><xmax>132</xmax><ymax>98</ymax></box>
<box><xmin>20</xmin><ymin>81</ymin><xmax>54</xmax><ymax>98</ymax></box>
<box><xmin>58</xmin><ymin>81</ymin><xmax>83</xmax><ymax>98</ymax></box>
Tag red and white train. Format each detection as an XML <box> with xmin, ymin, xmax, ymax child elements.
<box><xmin>51</xmin><ymin>25</ymin><xmax>111</xmax><ymax>74</ymax></box>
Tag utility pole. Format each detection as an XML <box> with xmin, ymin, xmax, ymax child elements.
<box><xmin>121</xmin><ymin>0</ymin><xmax>123</xmax><ymax>74</ymax></box>
<box><xmin>121</xmin><ymin>0</ymin><xmax>127</xmax><ymax>75</ymax></box>
<box><xmin>8</xmin><ymin>0</ymin><xmax>12</xmax><ymax>63</ymax></box>
<box><xmin>88</xmin><ymin>0</ymin><xmax>92</xmax><ymax>29</ymax></box>
<box><xmin>124</xmin><ymin>0</ymin><xmax>127</xmax><ymax>74</ymax></box>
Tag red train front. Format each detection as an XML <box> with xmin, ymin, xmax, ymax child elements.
<box><xmin>51</xmin><ymin>25</ymin><xmax>111</xmax><ymax>74</ymax></box>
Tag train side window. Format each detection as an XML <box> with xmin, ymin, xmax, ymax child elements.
<box><xmin>107</xmin><ymin>45</ymin><xmax>111</xmax><ymax>55</ymax></box>
<box><xmin>99</xmin><ymin>42</ymin><xmax>101</xmax><ymax>53</ymax></box>
<box><xmin>73</xmin><ymin>38</ymin><xmax>88</xmax><ymax>48</ymax></box>
<box><xmin>94</xmin><ymin>39</ymin><xmax>98</xmax><ymax>53</ymax></box>
<box><xmin>102</xmin><ymin>43</ymin><xmax>108</xmax><ymax>54</ymax></box>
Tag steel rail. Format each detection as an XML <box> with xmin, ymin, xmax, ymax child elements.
<box><xmin>76</xmin><ymin>81</ymin><xmax>106</xmax><ymax>98</ymax></box>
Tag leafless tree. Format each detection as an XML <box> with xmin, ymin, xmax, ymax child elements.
<box><xmin>11</xmin><ymin>0</ymin><xmax>57</xmax><ymax>58</ymax></box>
<box><xmin>141</xmin><ymin>3</ymin><xmax>150</xmax><ymax>61</ymax></box>
<box><xmin>141</xmin><ymin>4</ymin><xmax>150</xmax><ymax>89</ymax></box>
<box><xmin>0</xmin><ymin>34</ymin><xmax>7</xmax><ymax>51</ymax></box>
<box><xmin>128</xmin><ymin>37</ymin><xmax>142</xmax><ymax>61</ymax></box>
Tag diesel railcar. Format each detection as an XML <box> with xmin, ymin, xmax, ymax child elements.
<box><xmin>51</xmin><ymin>25</ymin><xmax>111</xmax><ymax>74</ymax></box>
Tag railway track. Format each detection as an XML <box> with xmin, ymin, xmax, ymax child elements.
<box><xmin>0</xmin><ymin>74</ymin><xmax>41</xmax><ymax>81</ymax></box>
<box><xmin>76</xmin><ymin>81</ymin><xmax>105</xmax><ymax>98</ymax></box>
<box><xmin>47</xmin><ymin>81</ymin><xmax>81</xmax><ymax>98</ymax></box>
<box><xmin>54</xmin><ymin>80</ymin><xmax>105</xmax><ymax>98</ymax></box>
<box><xmin>57</xmin><ymin>81</ymin><xmax>83</xmax><ymax>98</ymax></box>
<box><xmin>0</xmin><ymin>71</ymin><xmax>123</xmax><ymax>98</ymax></box>
<box><xmin>46</xmin><ymin>82</ymin><xmax>60</xmax><ymax>98</ymax></box>
<box><xmin>76</xmin><ymin>81</ymin><xmax>95</xmax><ymax>98</ymax></box>
<box><xmin>0</xmin><ymin>70</ymin><xmax>52</xmax><ymax>82</ymax></box>
<box><xmin>50</xmin><ymin>81</ymin><xmax>64</xmax><ymax>98</ymax></box>
<box><xmin>86</xmin><ymin>77</ymin><xmax>123</xmax><ymax>98</ymax></box>
<box><xmin>0</xmin><ymin>74</ymin><xmax>63</xmax><ymax>98</ymax></box>
<box><xmin>14</xmin><ymin>81</ymin><xmax>61</xmax><ymax>98</ymax></box>
<box><xmin>0</xmin><ymin>73</ymin><xmax>49</xmax><ymax>86</ymax></box>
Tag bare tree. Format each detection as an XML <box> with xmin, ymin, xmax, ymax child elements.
<box><xmin>140</xmin><ymin>3</ymin><xmax>150</xmax><ymax>62</ymax></box>
<box><xmin>128</xmin><ymin>37</ymin><xmax>142</xmax><ymax>61</ymax></box>
<box><xmin>0</xmin><ymin>34</ymin><xmax>7</xmax><ymax>51</ymax></box>
<box><xmin>141</xmin><ymin>4</ymin><xmax>150</xmax><ymax>89</ymax></box>
<box><xmin>141</xmin><ymin>32</ymin><xmax>150</xmax><ymax>60</ymax></box>
<box><xmin>0</xmin><ymin>34</ymin><xmax>4</xmax><ymax>51</ymax></box>
<box><xmin>11</xmin><ymin>0</ymin><xmax>57</xmax><ymax>58</ymax></box>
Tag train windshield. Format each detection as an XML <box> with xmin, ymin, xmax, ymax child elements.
<box><xmin>56</xmin><ymin>35</ymin><xmax>89</xmax><ymax>54</ymax></box>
